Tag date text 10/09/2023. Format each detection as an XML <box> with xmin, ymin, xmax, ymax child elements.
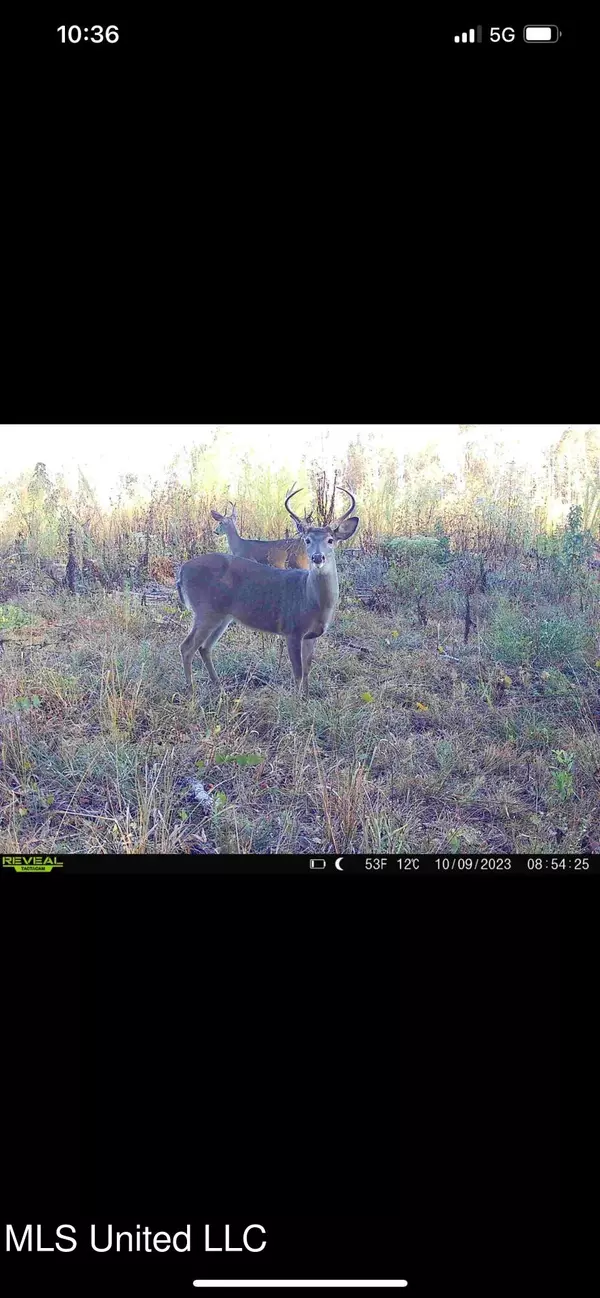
<box><xmin>369</xmin><ymin>857</ymin><xmax>591</xmax><ymax>870</ymax></box>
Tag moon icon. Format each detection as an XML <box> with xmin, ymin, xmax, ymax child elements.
<box><xmin>335</xmin><ymin>857</ymin><xmax>344</xmax><ymax>870</ymax></box>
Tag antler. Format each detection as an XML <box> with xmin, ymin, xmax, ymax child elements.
<box><xmin>284</xmin><ymin>483</ymin><xmax>307</xmax><ymax>530</ymax></box>
<box><xmin>334</xmin><ymin>486</ymin><xmax>356</xmax><ymax>526</ymax></box>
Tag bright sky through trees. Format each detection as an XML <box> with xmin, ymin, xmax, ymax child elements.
<box><xmin>0</xmin><ymin>425</ymin><xmax>595</xmax><ymax>507</ymax></box>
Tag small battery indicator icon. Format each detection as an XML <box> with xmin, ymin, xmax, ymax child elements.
<box><xmin>310</xmin><ymin>858</ymin><xmax>327</xmax><ymax>869</ymax></box>
<box><xmin>523</xmin><ymin>25</ymin><xmax>560</xmax><ymax>42</ymax></box>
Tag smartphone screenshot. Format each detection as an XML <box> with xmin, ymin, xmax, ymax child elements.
<box><xmin>2</xmin><ymin>12</ymin><xmax>593</xmax><ymax>1298</ymax></box>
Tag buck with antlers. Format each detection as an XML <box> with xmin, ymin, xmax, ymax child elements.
<box><xmin>211</xmin><ymin>500</ymin><xmax>311</xmax><ymax>570</ymax></box>
<box><xmin>178</xmin><ymin>487</ymin><xmax>359</xmax><ymax>697</ymax></box>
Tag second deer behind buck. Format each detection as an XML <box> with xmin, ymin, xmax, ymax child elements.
<box><xmin>211</xmin><ymin>500</ymin><xmax>310</xmax><ymax>569</ymax></box>
<box><xmin>178</xmin><ymin>487</ymin><xmax>359</xmax><ymax>698</ymax></box>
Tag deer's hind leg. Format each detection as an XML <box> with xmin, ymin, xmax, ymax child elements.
<box><xmin>199</xmin><ymin>618</ymin><xmax>233</xmax><ymax>684</ymax></box>
<box><xmin>180</xmin><ymin>619</ymin><xmax>206</xmax><ymax>689</ymax></box>
<box><xmin>180</xmin><ymin>617</ymin><xmax>229</xmax><ymax>689</ymax></box>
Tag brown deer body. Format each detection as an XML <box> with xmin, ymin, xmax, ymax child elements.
<box><xmin>178</xmin><ymin>488</ymin><xmax>358</xmax><ymax>697</ymax></box>
<box><xmin>210</xmin><ymin>502</ymin><xmax>310</xmax><ymax>570</ymax></box>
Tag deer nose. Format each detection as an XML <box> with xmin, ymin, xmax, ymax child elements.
<box><xmin>312</xmin><ymin>554</ymin><xmax>325</xmax><ymax>566</ymax></box>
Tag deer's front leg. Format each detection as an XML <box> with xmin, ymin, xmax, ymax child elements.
<box><xmin>300</xmin><ymin>636</ymin><xmax>316</xmax><ymax>699</ymax></box>
<box><xmin>286</xmin><ymin>633</ymin><xmax>304</xmax><ymax>691</ymax></box>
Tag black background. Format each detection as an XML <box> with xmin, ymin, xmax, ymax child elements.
<box><xmin>1</xmin><ymin>7</ymin><xmax>593</xmax><ymax>1296</ymax></box>
<box><xmin>1</xmin><ymin>8</ymin><xmax>596</xmax><ymax>425</ymax></box>
<box><xmin>4</xmin><ymin>879</ymin><xmax>562</xmax><ymax>1295</ymax></box>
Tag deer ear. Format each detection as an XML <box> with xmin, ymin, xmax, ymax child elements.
<box><xmin>211</xmin><ymin>510</ymin><xmax>223</xmax><ymax>522</ymax></box>
<box><xmin>333</xmin><ymin>516</ymin><xmax>359</xmax><ymax>541</ymax></box>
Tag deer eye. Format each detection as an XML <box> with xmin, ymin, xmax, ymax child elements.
<box><xmin>327</xmin><ymin>537</ymin><xmax>334</xmax><ymax>544</ymax></box>
<box><xmin>305</xmin><ymin>537</ymin><xmax>311</xmax><ymax>545</ymax></box>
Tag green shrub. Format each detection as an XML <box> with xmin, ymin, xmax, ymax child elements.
<box><xmin>384</xmin><ymin>536</ymin><xmax>441</xmax><ymax>563</ymax></box>
<box><xmin>489</xmin><ymin>602</ymin><xmax>591</xmax><ymax>667</ymax></box>
<box><xmin>381</xmin><ymin>537</ymin><xmax>449</xmax><ymax>623</ymax></box>
<box><xmin>0</xmin><ymin>603</ymin><xmax>30</xmax><ymax>630</ymax></box>
<box><xmin>388</xmin><ymin>555</ymin><xmax>441</xmax><ymax>600</ymax></box>
<box><xmin>433</xmin><ymin>520</ymin><xmax>452</xmax><ymax>566</ymax></box>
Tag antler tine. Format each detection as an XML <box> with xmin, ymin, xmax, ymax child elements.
<box><xmin>284</xmin><ymin>483</ymin><xmax>306</xmax><ymax>529</ymax></box>
<box><xmin>334</xmin><ymin>486</ymin><xmax>356</xmax><ymax>525</ymax></box>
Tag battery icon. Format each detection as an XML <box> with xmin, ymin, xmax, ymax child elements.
<box><xmin>309</xmin><ymin>858</ymin><xmax>327</xmax><ymax>869</ymax></box>
<box><xmin>523</xmin><ymin>25</ymin><xmax>560</xmax><ymax>42</ymax></box>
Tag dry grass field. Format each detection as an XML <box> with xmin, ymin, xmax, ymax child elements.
<box><xmin>1</xmin><ymin>549</ymin><xmax>599</xmax><ymax>855</ymax></box>
<box><xmin>2</xmin><ymin>436</ymin><xmax>599</xmax><ymax>854</ymax></box>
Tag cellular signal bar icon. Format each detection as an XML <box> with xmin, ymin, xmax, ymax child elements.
<box><xmin>454</xmin><ymin>26</ymin><xmax>483</xmax><ymax>43</ymax></box>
